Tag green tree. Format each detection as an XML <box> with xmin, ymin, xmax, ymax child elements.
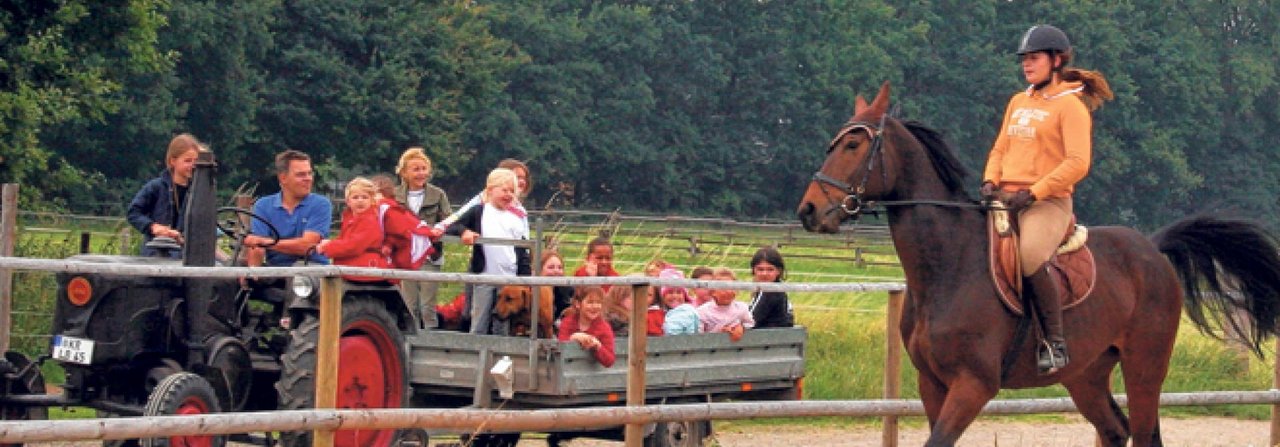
<box><xmin>0</xmin><ymin>0</ymin><xmax>172</xmax><ymax>210</ymax></box>
<box><xmin>255</xmin><ymin>0</ymin><xmax>519</xmax><ymax>195</ymax></box>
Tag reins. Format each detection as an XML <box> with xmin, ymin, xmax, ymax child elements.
<box><xmin>812</xmin><ymin>110</ymin><xmax>1006</xmax><ymax>218</ymax></box>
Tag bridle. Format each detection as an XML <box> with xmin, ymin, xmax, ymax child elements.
<box><xmin>811</xmin><ymin>110</ymin><xmax>891</xmax><ymax>217</ymax></box>
<box><xmin>811</xmin><ymin>111</ymin><xmax>992</xmax><ymax>219</ymax></box>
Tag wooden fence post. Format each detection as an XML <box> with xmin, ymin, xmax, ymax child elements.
<box><xmin>625</xmin><ymin>283</ymin><xmax>649</xmax><ymax>447</ymax></box>
<box><xmin>313</xmin><ymin>276</ymin><xmax>343</xmax><ymax>447</ymax></box>
<box><xmin>118</xmin><ymin>227</ymin><xmax>131</xmax><ymax>255</ymax></box>
<box><xmin>0</xmin><ymin>184</ymin><xmax>16</xmax><ymax>354</ymax></box>
<box><xmin>883</xmin><ymin>289</ymin><xmax>905</xmax><ymax>447</ymax></box>
<box><xmin>1271</xmin><ymin>337</ymin><xmax>1279</xmax><ymax>446</ymax></box>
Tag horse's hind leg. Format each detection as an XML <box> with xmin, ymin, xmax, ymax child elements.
<box><xmin>1121</xmin><ymin>340</ymin><xmax>1173</xmax><ymax>447</ymax></box>
<box><xmin>1062</xmin><ymin>347</ymin><xmax>1129</xmax><ymax>446</ymax></box>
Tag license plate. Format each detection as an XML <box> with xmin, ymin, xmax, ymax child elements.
<box><xmin>51</xmin><ymin>335</ymin><xmax>94</xmax><ymax>365</ymax></box>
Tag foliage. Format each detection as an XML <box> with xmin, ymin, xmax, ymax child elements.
<box><xmin>3</xmin><ymin>1</ymin><xmax>1278</xmax><ymax>229</ymax></box>
<box><xmin>0</xmin><ymin>0</ymin><xmax>173</xmax><ymax>210</ymax></box>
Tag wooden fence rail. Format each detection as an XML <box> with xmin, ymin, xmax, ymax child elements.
<box><xmin>3</xmin><ymin>392</ymin><xmax>1280</xmax><ymax>443</ymax></box>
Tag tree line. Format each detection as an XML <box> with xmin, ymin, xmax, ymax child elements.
<box><xmin>2</xmin><ymin>1</ymin><xmax>1276</xmax><ymax>231</ymax></box>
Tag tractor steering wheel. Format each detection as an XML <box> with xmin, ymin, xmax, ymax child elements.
<box><xmin>217</xmin><ymin>207</ymin><xmax>280</xmax><ymax>265</ymax></box>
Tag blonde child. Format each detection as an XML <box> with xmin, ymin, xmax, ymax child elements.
<box><xmin>558</xmin><ymin>287</ymin><xmax>615</xmax><ymax>367</ymax></box>
<box><xmin>316</xmin><ymin>177</ymin><xmax>390</xmax><ymax>282</ymax></box>
<box><xmin>658</xmin><ymin>268</ymin><xmax>699</xmax><ymax>335</ymax></box>
<box><xmin>697</xmin><ymin>267</ymin><xmax>754</xmax><ymax>341</ymax></box>
<box><xmin>444</xmin><ymin>168</ymin><xmax>531</xmax><ymax>334</ymax></box>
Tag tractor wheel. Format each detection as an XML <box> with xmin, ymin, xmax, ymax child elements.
<box><xmin>0</xmin><ymin>352</ymin><xmax>47</xmax><ymax>447</ymax></box>
<box><xmin>140</xmin><ymin>372</ymin><xmax>226</xmax><ymax>447</ymax></box>
<box><xmin>276</xmin><ymin>297</ymin><xmax>408</xmax><ymax>447</ymax></box>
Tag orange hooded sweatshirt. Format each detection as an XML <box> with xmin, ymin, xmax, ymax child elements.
<box><xmin>983</xmin><ymin>81</ymin><xmax>1092</xmax><ymax>200</ymax></box>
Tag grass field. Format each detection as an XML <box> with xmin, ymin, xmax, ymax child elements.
<box><xmin>9</xmin><ymin>211</ymin><xmax>1278</xmax><ymax>424</ymax></box>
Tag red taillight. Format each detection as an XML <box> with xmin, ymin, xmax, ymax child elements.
<box><xmin>67</xmin><ymin>277</ymin><xmax>92</xmax><ymax>306</ymax></box>
<box><xmin>795</xmin><ymin>378</ymin><xmax>805</xmax><ymax>400</ymax></box>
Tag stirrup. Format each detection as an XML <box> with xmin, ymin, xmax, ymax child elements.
<box><xmin>1037</xmin><ymin>340</ymin><xmax>1069</xmax><ymax>374</ymax></box>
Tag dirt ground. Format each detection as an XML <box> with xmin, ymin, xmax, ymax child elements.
<box><xmin>18</xmin><ymin>416</ymin><xmax>1274</xmax><ymax>446</ymax></box>
<box><xmin>519</xmin><ymin>416</ymin><xmax>1274</xmax><ymax>446</ymax></box>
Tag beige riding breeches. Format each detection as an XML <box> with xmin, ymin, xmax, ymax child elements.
<box><xmin>1018</xmin><ymin>196</ymin><xmax>1073</xmax><ymax>275</ymax></box>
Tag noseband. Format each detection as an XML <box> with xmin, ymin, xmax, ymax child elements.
<box><xmin>812</xmin><ymin>112</ymin><xmax>890</xmax><ymax>217</ymax></box>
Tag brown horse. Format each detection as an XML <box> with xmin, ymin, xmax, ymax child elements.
<box><xmin>796</xmin><ymin>82</ymin><xmax>1280</xmax><ymax>447</ymax></box>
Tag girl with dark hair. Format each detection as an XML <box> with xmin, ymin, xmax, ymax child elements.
<box><xmin>980</xmin><ymin>24</ymin><xmax>1113</xmax><ymax>373</ymax></box>
<box><xmin>749</xmin><ymin>246</ymin><xmax>794</xmax><ymax>328</ymax></box>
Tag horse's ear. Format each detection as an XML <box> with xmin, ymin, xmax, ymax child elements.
<box><xmin>868</xmin><ymin>81</ymin><xmax>891</xmax><ymax>118</ymax></box>
<box><xmin>854</xmin><ymin>95</ymin><xmax>869</xmax><ymax>115</ymax></box>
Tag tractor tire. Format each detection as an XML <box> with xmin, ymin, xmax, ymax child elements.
<box><xmin>140</xmin><ymin>372</ymin><xmax>226</xmax><ymax>447</ymax></box>
<box><xmin>276</xmin><ymin>297</ymin><xmax>409</xmax><ymax>447</ymax></box>
<box><xmin>1</xmin><ymin>352</ymin><xmax>47</xmax><ymax>447</ymax></box>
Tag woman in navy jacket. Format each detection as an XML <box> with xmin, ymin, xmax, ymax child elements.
<box><xmin>127</xmin><ymin>134</ymin><xmax>202</xmax><ymax>257</ymax></box>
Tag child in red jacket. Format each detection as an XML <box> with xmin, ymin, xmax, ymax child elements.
<box><xmin>371</xmin><ymin>175</ymin><xmax>441</xmax><ymax>270</ymax></box>
<box><xmin>317</xmin><ymin>177</ymin><xmax>390</xmax><ymax>282</ymax></box>
<box><xmin>558</xmin><ymin>286</ymin><xmax>615</xmax><ymax>367</ymax></box>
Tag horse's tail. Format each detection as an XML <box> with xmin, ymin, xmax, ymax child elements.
<box><xmin>1152</xmin><ymin>214</ymin><xmax>1280</xmax><ymax>356</ymax></box>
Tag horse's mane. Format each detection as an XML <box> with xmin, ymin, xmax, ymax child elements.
<box><xmin>901</xmin><ymin>120</ymin><xmax>972</xmax><ymax>198</ymax></box>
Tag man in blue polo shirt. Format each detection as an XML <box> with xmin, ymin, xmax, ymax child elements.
<box><xmin>244</xmin><ymin>150</ymin><xmax>332</xmax><ymax>266</ymax></box>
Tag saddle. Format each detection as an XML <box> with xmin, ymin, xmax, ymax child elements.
<box><xmin>989</xmin><ymin>207</ymin><xmax>1096</xmax><ymax>316</ymax></box>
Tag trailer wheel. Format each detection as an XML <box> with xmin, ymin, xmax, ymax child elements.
<box><xmin>141</xmin><ymin>372</ymin><xmax>226</xmax><ymax>447</ymax></box>
<box><xmin>645</xmin><ymin>419</ymin><xmax>708</xmax><ymax>447</ymax></box>
<box><xmin>0</xmin><ymin>352</ymin><xmax>47</xmax><ymax>447</ymax></box>
<box><xmin>461</xmin><ymin>433</ymin><xmax>522</xmax><ymax>447</ymax></box>
<box><xmin>645</xmin><ymin>397</ymin><xmax>710</xmax><ymax>447</ymax></box>
<box><xmin>396</xmin><ymin>428</ymin><xmax>429</xmax><ymax>446</ymax></box>
<box><xmin>276</xmin><ymin>297</ymin><xmax>408</xmax><ymax>447</ymax></box>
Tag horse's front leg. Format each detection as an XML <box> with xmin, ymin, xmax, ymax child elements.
<box><xmin>924</xmin><ymin>373</ymin><xmax>999</xmax><ymax>447</ymax></box>
<box><xmin>916</xmin><ymin>367</ymin><xmax>947</xmax><ymax>427</ymax></box>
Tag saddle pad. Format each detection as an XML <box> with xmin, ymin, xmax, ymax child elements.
<box><xmin>990</xmin><ymin>215</ymin><xmax>1098</xmax><ymax>315</ymax></box>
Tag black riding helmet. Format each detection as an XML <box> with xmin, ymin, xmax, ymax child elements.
<box><xmin>1016</xmin><ymin>25</ymin><xmax>1070</xmax><ymax>56</ymax></box>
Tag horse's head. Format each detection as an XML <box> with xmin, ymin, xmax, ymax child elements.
<box><xmin>797</xmin><ymin>81</ymin><xmax>900</xmax><ymax>233</ymax></box>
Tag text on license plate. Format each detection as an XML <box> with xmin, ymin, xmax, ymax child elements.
<box><xmin>51</xmin><ymin>335</ymin><xmax>94</xmax><ymax>365</ymax></box>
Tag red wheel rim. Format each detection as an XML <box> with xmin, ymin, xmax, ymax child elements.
<box><xmin>169</xmin><ymin>396</ymin><xmax>213</xmax><ymax>447</ymax></box>
<box><xmin>335</xmin><ymin>319</ymin><xmax>404</xmax><ymax>447</ymax></box>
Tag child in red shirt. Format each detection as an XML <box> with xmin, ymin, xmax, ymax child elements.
<box><xmin>643</xmin><ymin>285</ymin><xmax>665</xmax><ymax>336</ymax></box>
<box><xmin>558</xmin><ymin>286</ymin><xmax>615</xmax><ymax>367</ymax></box>
<box><xmin>316</xmin><ymin>177</ymin><xmax>390</xmax><ymax>282</ymax></box>
<box><xmin>574</xmin><ymin>236</ymin><xmax>620</xmax><ymax>291</ymax></box>
<box><xmin>371</xmin><ymin>175</ymin><xmax>441</xmax><ymax>270</ymax></box>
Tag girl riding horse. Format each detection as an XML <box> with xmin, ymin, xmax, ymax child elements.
<box><xmin>980</xmin><ymin>24</ymin><xmax>1114</xmax><ymax>373</ymax></box>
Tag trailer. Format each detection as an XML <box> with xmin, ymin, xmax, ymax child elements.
<box><xmin>405</xmin><ymin>326</ymin><xmax>806</xmax><ymax>445</ymax></box>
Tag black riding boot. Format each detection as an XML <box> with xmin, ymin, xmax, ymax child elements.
<box><xmin>1026</xmin><ymin>266</ymin><xmax>1068</xmax><ymax>373</ymax></box>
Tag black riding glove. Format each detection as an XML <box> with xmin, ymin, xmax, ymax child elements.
<box><xmin>979</xmin><ymin>181</ymin><xmax>999</xmax><ymax>200</ymax></box>
<box><xmin>1006</xmin><ymin>189</ymin><xmax>1036</xmax><ymax>211</ymax></box>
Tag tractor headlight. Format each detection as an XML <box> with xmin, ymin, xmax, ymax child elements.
<box><xmin>290</xmin><ymin>276</ymin><xmax>315</xmax><ymax>298</ymax></box>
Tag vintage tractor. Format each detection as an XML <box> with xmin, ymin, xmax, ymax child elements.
<box><xmin>0</xmin><ymin>152</ymin><xmax>419</xmax><ymax>447</ymax></box>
